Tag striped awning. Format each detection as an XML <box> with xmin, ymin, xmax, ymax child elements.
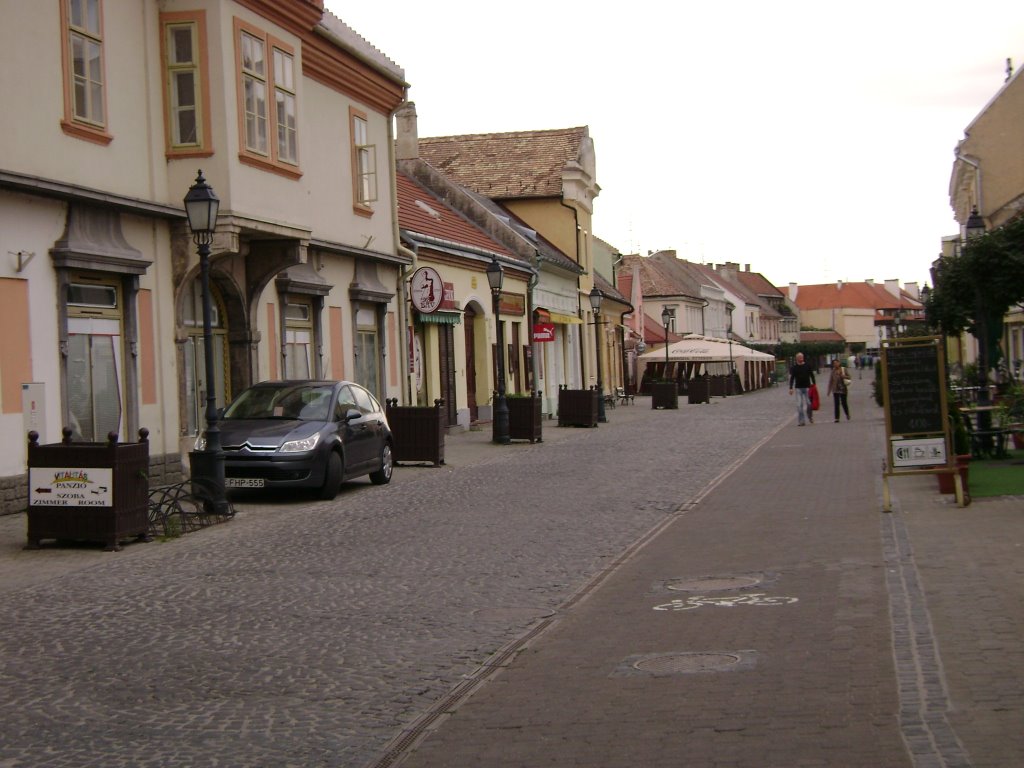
<box><xmin>416</xmin><ymin>311</ymin><xmax>461</xmax><ymax>325</ymax></box>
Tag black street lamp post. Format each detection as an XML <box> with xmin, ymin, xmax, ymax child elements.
<box><xmin>661</xmin><ymin>307</ymin><xmax>671</xmax><ymax>378</ymax></box>
<box><xmin>589</xmin><ymin>287</ymin><xmax>607</xmax><ymax>423</ymax></box>
<box><xmin>726</xmin><ymin>301</ymin><xmax>735</xmax><ymax>396</ymax></box>
<box><xmin>184</xmin><ymin>170</ymin><xmax>229</xmax><ymax>514</ymax></box>
<box><xmin>487</xmin><ymin>258</ymin><xmax>510</xmax><ymax>444</ymax></box>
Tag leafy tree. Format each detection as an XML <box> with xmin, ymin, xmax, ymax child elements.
<box><xmin>926</xmin><ymin>214</ymin><xmax>1024</xmax><ymax>399</ymax></box>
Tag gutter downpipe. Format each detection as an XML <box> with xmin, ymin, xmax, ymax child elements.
<box><xmin>388</xmin><ymin>105</ymin><xmax>417</xmax><ymax>405</ymax></box>
<box><xmin>527</xmin><ymin>252</ymin><xmax>540</xmax><ymax>396</ymax></box>
<box><xmin>560</xmin><ymin>196</ymin><xmax>586</xmax><ymax>388</ymax></box>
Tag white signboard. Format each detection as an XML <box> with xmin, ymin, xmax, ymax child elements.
<box><xmin>29</xmin><ymin>467</ymin><xmax>113</xmax><ymax>507</ymax></box>
<box><xmin>891</xmin><ymin>437</ymin><xmax>947</xmax><ymax>468</ymax></box>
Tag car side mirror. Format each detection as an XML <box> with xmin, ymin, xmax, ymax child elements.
<box><xmin>343</xmin><ymin>408</ymin><xmax>361</xmax><ymax>422</ymax></box>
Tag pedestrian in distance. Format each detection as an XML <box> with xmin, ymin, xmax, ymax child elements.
<box><xmin>789</xmin><ymin>352</ymin><xmax>816</xmax><ymax>426</ymax></box>
<box><xmin>827</xmin><ymin>358</ymin><xmax>851</xmax><ymax>422</ymax></box>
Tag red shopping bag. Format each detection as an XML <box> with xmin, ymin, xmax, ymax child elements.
<box><xmin>809</xmin><ymin>384</ymin><xmax>820</xmax><ymax>411</ymax></box>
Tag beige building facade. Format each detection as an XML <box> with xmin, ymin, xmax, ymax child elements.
<box><xmin>0</xmin><ymin>1</ymin><xmax>409</xmax><ymax>513</ymax></box>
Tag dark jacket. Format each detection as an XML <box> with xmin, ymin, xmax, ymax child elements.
<box><xmin>789</xmin><ymin>362</ymin><xmax>815</xmax><ymax>389</ymax></box>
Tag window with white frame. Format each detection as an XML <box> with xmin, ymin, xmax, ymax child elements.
<box><xmin>354</xmin><ymin>307</ymin><xmax>380</xmax><ymax>395</ymax></box>
<box><xmin>234</xmin><ymin>18</ymin><xmax>299</xmax><ymax>176</ymax></box>
<box><xmin>162</xmin><ymin>13</ymin><xmax>211</xmax><ymax>152</ymax></box>
<box><xmin>350</xmin><ymin>108</ymin><xmax>377</xmax><ymax>210</ymax></box>
<box><xmin>284</xmin><ymin>300</ymin><xmax>313</xmax><ymax>379</ymax></box>
<box><xmin>66</xmin><ymin>277</ymin><xmax>122</xmax><ymax>441</ymax></box>
<box><xmin>60</xmin><ymin>0</ymin><xmax>110</xmax><ymax>143</ymax></box>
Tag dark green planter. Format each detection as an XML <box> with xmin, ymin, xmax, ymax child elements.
<box><xmin>651</xmin><ymin>381</ymin><xmax>679</xmax><ymax>410</ymax></box>
<box><xmin>508</xmin><ymin>394</ymin><xmax>543</xmax><ymax>442</ymax></box>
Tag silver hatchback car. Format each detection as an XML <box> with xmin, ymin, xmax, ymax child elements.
<box><xmin>209</xmin><ymin>380</ymin><xmax>393</xmax><ymax>499</ymax></box>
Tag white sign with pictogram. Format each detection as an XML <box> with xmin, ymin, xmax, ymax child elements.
<box><xmin>410</xmin><ymin>267</ymin><xmax>443</xmax><ymax>313</ymax></box>
<box><xmin>29</xmin><ymin>467</ymin><xmax>113</xmax><ymax>507</ymax></box>
<box><xmin>890</xmin><ymin>437</ymin><xmax>947</xmax><ymax>468</ymax></box>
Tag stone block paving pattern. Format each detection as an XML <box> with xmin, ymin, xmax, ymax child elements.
<box><xmin>1</xmin><ymin>382</ymin><xmax>1021</xmax><ymax>767</ymax></box>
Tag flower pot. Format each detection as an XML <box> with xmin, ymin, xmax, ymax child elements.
<box><xmin>937</xmin><ymin>454</ymin><xmax>970</xmax><ymax>495</ymax></box>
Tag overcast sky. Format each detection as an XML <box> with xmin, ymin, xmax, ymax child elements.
<box><xmin>325</xmin><ymin>1</ymin><xmax>1024</xmax><ymax>290</ymax></box>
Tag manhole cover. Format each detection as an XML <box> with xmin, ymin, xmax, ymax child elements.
<box><xmin>634</xmin><ymin>652</ymin><xmax>741</xmax><ymax>674</ymax></box>
<box><xmin>667</xmin><ymin>575</ymin><xmax>761</xmax><ymax>592</ymax></box>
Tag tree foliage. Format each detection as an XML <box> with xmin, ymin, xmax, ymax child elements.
<box><xmin>925</xmin><ymin>215</ymin><xmax>1024</xmax><ymax>382</ymax></box>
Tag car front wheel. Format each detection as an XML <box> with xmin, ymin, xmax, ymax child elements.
<box><xmin>369</xmin><ymin>443</ymin><xmax>393</xmax><ymax>485</ymax></box>
<box><xmin>318</xmin><ymin>451</ymin><xmax>343</xmax><ymax>500</ymax></box>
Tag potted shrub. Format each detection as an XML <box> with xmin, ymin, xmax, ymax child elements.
<box><xmin>507</xmin><ymin>392</ymin><xmax>542</xmax><ymax>443</ymax></box>
<box><xmin>938</xmin><ymin>400</ymin><xmax>971</xmax><ymax>495</ymax></box>
<box><xmin>996</xmin><ymin>383</ymin><xmax>1024</xmax><ymax>449</ymax></box>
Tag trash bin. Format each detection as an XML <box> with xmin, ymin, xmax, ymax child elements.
<box><xmin>26</xmin><ymin>428</ymin><xmax>151</xmax><ymax>551</ymax></box>
<box><xmin>688</xmin><ymin>376</ymin><xmax>710</xmax><ymax>404</ymax></box>
<box><xmin>557</xmin><ymin>386</ymin><xmax>599</xmax><ymax>427</ymax></box>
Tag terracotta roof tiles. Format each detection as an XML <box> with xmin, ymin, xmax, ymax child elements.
<box><xmin>418</xmin><ymin>127</ymin><xmax>588</xmax><ymax>199</ymax></box>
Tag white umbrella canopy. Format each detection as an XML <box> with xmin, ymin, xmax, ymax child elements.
<box><xmin>637</xmin><ymin>335</ymin><xmax>774</xmax><ymax>363</ymax></box>
<box><xmin>638</xmin><ymin>335</ymin><xmax>775</xmax><ymax>389</ymax></box>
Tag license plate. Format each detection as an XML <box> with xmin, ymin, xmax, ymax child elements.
<box><xmin>226</xmin><ymin>478</ymin><xmax>264</xmax><ymax>488</ymax></box>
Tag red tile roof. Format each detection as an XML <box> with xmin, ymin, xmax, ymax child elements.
<box><xmin>790</xmin><ymin>282</ymin><xmax>922</xmax><ymax>311</ymax></box>
<box><xmin>418</xmin><ymin>127</ymin><xmax>589</xmax><ymax>199</ymax></box>
<box><xmin>396</xmin><ymin>171</ymin><xmax>513</xmax><ymax>258</ymax></box>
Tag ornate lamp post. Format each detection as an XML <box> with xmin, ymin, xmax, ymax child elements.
<box><xmin>487</xmin><ymin>258</ymin><xmax>510</xmax><ymax>444</ymax></box>
<box><xmin>661</xmin><ymin>306</ymin><xmax>672</xmax><ymax>377</ymax></box>
<box><xmin>964</xmin><ymin>206</ymin><xmax>991</xmax><ymax>407</ymax></box>
<box><xmin>589</xmin><ymin>287</ymin><xmax>607</xmax><ymax>423</ymax></box>
<box><xmin>184</xmin><ymin>171</ymin><xmax>228</xmax><ymax>514</ymax></box>
<box><xmin>725</xmin><ymin>301</ymin><xmax>735</xmax><ymax>396</ymax></box>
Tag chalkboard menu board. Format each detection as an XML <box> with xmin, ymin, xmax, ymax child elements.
<box><xmin>883</xmin><ymin>342</ymin><xmax>944</xmax><ymax>435</ymax></box>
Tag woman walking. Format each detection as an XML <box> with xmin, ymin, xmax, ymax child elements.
<box><xmin>827</xmin><ymin>358</ymin><xmax>851</xmax><ymax>422</ymax></box>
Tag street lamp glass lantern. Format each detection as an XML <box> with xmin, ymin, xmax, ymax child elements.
<box><xmin>661</xmin><ymin>307</ymin><xmax>671</xmax><ymax>327</ymax></box>
<box><xmin>965</xmin><ymin>206</ymin><xmax>985</xmax><ymax>239</ymax></box>
<box><xmin>589</xmin><ymin>286</ymin><xmax>603</xmax><ymax>313</ymax></box>
<box><xmin>486</xmin><ymin>258</ymin><xmax>504</xmax><ymax>291</ymax></box>
<box><xmin>184</xmin><ymin>170</ymin><xmax>220</xmax><ymax>236</ymax></box>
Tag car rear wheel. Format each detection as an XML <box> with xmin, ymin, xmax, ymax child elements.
<box><xmin>369</xmin><ymin>443</ymin><xmax>393</xmax><ymax>485</ymax></box>
<box><xmin>318</xmin><ymin>451</ymin><xmax>343</xmax><ymax>500</ymax></box>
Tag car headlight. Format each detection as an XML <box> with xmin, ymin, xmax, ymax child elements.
<box><xmin>280</xmin><ymin>433</ymin><xmax>321</xmax><ymax>453</ymax></box>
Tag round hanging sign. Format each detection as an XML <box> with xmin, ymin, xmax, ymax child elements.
<box><xmin>410</xmin><ymin>266</ymin><xmax>443</xmax><ymax>313</ymax></box>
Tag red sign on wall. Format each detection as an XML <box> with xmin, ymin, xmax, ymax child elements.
<box><xmin>533</xmin><ymin>323</ymin><xmax>555</xmax><ymax>342</ymax></box>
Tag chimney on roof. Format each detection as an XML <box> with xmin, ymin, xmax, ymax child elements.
<box><xmin>837</xmin><ymin>280</ymin><xmax>843</xmax><ymax>290</ymax></box>
<box><xmin>744</xmin><ymin>264</ymin><xmax>751</xmax><ymax>272</ymax></box>
<box><xmin>905</xmin><ymin>281</ymin><xmax>920</xmax><ymax>300</ymax></box>
<box><xmin>884</xmin><ymin>279</ymin><xmax>900</xmax><ymax>298</ymax></box>
<box><xmin>865</xmin><ymin>279</ymin><xmax>874</xmax><ymax>286</ymax></box>
<box><xmin>395</xmin><ymin>101</ymin><xmax>419</xmax><ymax>161</ymax></box>
<box><xmin>788</xmin><ymin>282</ymin><xmax>798</xmax><ymax>301</ymax></box>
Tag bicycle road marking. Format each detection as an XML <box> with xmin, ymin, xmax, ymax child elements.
<box><xmin>653</xmin><ymin>593</ymin><xmax>799</xmax><ymax>611</ymax></box>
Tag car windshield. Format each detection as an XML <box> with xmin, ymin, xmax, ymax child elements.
<box><xmin>223</xmin><ymin>384</ymin><xmax>334</xmax><ymax>421</ymax></box>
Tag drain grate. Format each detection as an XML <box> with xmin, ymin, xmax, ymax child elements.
<box><xmin>666</xmin><ymin>574</ymin><xmax>762</xmax><ymax>592</ymax></box>
<box><xmin>613</xmin><ymin>650</ymin><xmax>757</xmax><ymax>677</ymax></box>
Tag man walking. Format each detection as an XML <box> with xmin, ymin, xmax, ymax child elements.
<box><xmin>789</xmin><ymin>352</ymin><xmax>816</xmax><ymax>426</ymax></box>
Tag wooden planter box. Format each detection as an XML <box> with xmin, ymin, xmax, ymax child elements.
<box><xmin>651</xmin><ymin>381</ymin><xmax>679</xmax><ymax>410</ymax></box>
<box><xmin>508</xmin><ymin>394</ymin><xmax>543</xmax><ymax>442</ymax></box>
<box><xmin>687</xmin><ymin>377</ymin><xmax>710</xmax><ymax>404</ymax></box>
<box><xmin>558</xmin><ymin>387</ymin><xmax>598</xmax><ymax>427</ymax></box>
<box><xmin>26</xmin><ymin>428</ymin><xmax>151</xmax><ymax>552</ymax></box>
<box><xmin>386</xmin><ymin>399</ymin><xmax>445</xmax><ymax>466</ymax></box>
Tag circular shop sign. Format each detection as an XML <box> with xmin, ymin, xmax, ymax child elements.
<box><xmin>410</xmin><ymin>266</ymin><xmax>443</xmax><ymax>313</ymax></box>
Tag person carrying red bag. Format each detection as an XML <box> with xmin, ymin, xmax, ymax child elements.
<box><xmin>788</xmin><ymin>352</ymin><xmax>817</xmax><ymax>426</ymax></box>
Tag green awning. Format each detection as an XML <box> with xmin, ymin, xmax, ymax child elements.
<box><xmin>417</xmin><ymin>311</ymin><xmax>461</xmax><ymax>325</ymax></box>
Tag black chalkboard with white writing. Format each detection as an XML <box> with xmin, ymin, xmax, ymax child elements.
<box><xmin>883</xmin><ymin>342</ymin><xmax>943</xmax><ymax>435</ymax></box>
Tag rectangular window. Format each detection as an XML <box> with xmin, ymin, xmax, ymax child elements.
<box><xmin>60</xmin><ymin>0</ymin><xmax>110</xmax><ymax>144</ymax></box>
<box><xmin>234</xmin><ymin>18</ymin><xmax>300</xmax><ymax>178</ymax></box>
<box><xmin>350</xmin><ymin>108</ymin><xmax>377</xmax><ymax>213</ymax></box>
<box><xmin>283</xmin><ymin>301</ymin><xmax>313</xmax><ymax>379</ymax></box>
<box><xmin>67</xmin><ymin>276</ymin><xmax>123</xmax><ymax>442</ymax></box>
<box><xmin>161</xmin><ymin>11</ymin><xmax>211</xmax><ymax>157</ymax></box>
